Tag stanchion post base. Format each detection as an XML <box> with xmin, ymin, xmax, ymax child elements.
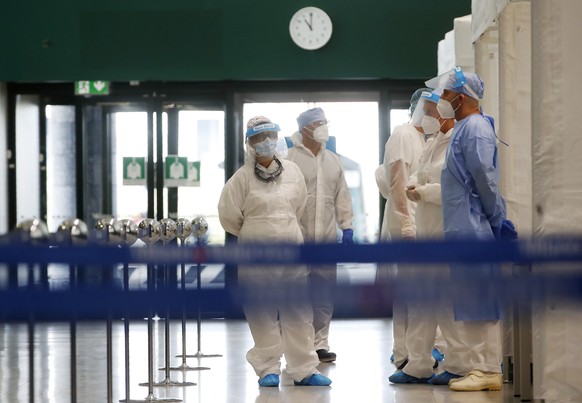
<box><xmin>184</xmin><ymin>353</ymin><xmax>222</xmax><ymax>358</ymax></box>
<box><xmin>163</xmin><ymin>364</ymin><xmax>211</xmax><ymax>371</ymax></box>
<box><xmin>139</xmin><ymin>379</ymin><xmax>196</xmax><ymax>387</ymax></box>
<box><xmin>120</xmin><ymin>395</ymin><xmax>181</xmax><ymax>402</ymax></box>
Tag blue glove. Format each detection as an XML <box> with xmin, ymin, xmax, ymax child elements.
<box><xmin>492</xmin><ymin>219</ymin><xmax>518</xmax><ymax>241</ymax></box>
<box><xmin>501</xmin><ymin>219</ymin><xmax>518</xmax><ymax>240</ymax></box>
<box><xmin>342</xmin><ymin>229</ymin><xmax>354</xmax><ymax>245</ymax></box>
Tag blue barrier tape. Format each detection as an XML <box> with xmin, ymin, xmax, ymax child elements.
<box><xmin>0</xmin><ymin>273</ymin><xmax>581</xmax><ymax>321</ymax></box>
<box><xmin>0</xmin><ymin>237</ymin><xmax>581</xmax><ymax>320</ymax></box>
<box><xmin>1</xmin><ymin>238</ymin><xmax>582</xmax><ymax>265</ymax></box>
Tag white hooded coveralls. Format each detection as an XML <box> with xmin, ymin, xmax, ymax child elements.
<box><xmin>218</xmin><ymin>157</ymin><xmax>320</xmax><ymax>381</ymax></box>
<box><xmin>376</xmin><ymin>123</ymin><xmax>424</xmax><ymax>367</ymax></box>
<box><xmin>286</xmin><ymin>132</ymin><xmax>354</xmax><ymax>351</ymax></box>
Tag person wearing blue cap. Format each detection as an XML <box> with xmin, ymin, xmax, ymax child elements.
<box><xmin>425</xmin><ymin>67</ymin><xmax>518</xmax><ymax>392</ymax></box>
<box><xmin>287</xmin><ymin>107</ymin><xmax>354</xmax><ymax>363</ymax></box>
<box><xmin>218</xmin><ymin>116</ymin><xmax>332</xmax><ymax>387</ymax></box>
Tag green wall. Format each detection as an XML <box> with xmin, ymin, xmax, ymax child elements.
<box><xmin>0</xmin><ymin>1</ymin><xmax>470</xmax><ymax>82</ymax></box>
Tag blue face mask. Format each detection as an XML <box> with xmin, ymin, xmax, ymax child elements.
<box><xmin>254</xmin><ymin>139</ymin><xmax>278</xmax><ymax>157</ymax></box>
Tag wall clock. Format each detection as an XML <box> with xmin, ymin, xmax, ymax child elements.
<box><xmin>289</xmin><ymin>7</ymin><xmax>333</xmax><ymax>50</ymax></box>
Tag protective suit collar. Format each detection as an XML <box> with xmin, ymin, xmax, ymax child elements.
<box><xmin>290</xmin><ymin>131</ymin><xmax>324</xmax><ymax>154</ymax></box>
<box><xmin>254</xmin><ymin>157</ymin><xmax>284</xmax><ymax>183</ymax></box>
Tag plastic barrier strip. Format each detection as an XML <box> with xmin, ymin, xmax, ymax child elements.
<box><xmin>0</xmin><ymin>274</ymin><xmax>581</xmax><ymax>320</ymax></box>
<box><xmin>1</xmin><ymin>238</ymin><xmax>582</xmax><ymax>265</ymax></box>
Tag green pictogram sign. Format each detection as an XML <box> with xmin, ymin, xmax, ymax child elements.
<box><xmin>123</xmin><ymin>157</ymin><xmax>146</xmax><ymax>185</ymax></box>
<box><xmin>75</xmin><ymin>80</ymin><xmax>110</xmax><ymax>95</ymax></box>
<box><xmin>164</xmin><ymin>156</ymin><xmax>200</xmax><ymax>187</ymax></box>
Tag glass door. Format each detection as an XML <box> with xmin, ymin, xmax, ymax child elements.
<box><xmin>110</xmin><ymin>110</ymin><xmax>150</xmax><ymax>222</ymax></box>
<box><xmin>107</xmin><ymin>103</ymin><xmax>226</xmax><ymax>291</ymax></box>
<box><xmin>108</xmin><ymin>104</ymin><xmax>226</xmax><ymax>245</ymax></box>
<box><xmin>173</xmin><ymin>109</ymin><xmax>225</xmax><ymax>245</ymax></box>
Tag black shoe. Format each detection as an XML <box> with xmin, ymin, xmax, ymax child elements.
<box><xmin>316</xmin><ymin>349</ymin><xmax>336</xmax><ymax>363</ymax></box>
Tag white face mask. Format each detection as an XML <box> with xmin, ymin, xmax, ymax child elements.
<box><xmin>421</xmin><ymin>115</ymin><xmax>441</xmax><ymax>135</ymax></box>
<box><xmin>254</xmin><ymin>139</ymin><xmax>278</xmax><ymax>157</ymax></box>
<box><xmin>436</xmin><ymin>96</ymin><xmax>460</xmax><ymax>119</ymax></box>
<box><xmin>311</xmin><ymin>125</ymin><xmax>329</xmax><ymax>143</ymax></box>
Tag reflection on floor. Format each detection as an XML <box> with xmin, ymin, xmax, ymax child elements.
<box><xmin>0</xmin><ymin>318</ymin><xmax>525</xmax><ymax>403</ymax></box>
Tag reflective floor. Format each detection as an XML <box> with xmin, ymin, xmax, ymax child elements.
<box><xmin>0</xmin><ymin>318</ymin><xmax>528</xmax><ymax>403</ymax></box>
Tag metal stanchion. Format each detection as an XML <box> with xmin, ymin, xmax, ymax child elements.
<box><xmin>185</xmin><ymin>217</ymin><xmax>222</xmax><ymax>360</ymax></box>
<box><xmin>15</xmin><ymin>219</ymin><xmax>50</xmax><ymax>403</ymax></box>
<box><xmin>96</xmin><ymin>217</ymin><xmax>125</xmax><ymax>403</ymax></box>
<box><xmin>56</xmin><ymin>219</ymin><xmax>89</xmax><ymax>403</ymax></box>
<box><xmin>170</xmin><ymin>218</ymin><xmax>209</xmax><ymax>371</ymax></box>
<box><xmin>151</xmin><ymin>219</ymin><xmax>196</xmax><ymax>387</ymax></box>
<box><xmin>135</xmin><ymin>219</ymin><xmax>181</xmax><ymax>402</ymax></box>
<box><xmin>118</xmin><ymin>219</ymin><xmax>138</xmax><ymax>403</ymax></box>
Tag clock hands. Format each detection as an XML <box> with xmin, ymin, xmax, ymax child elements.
<box><xmin>290</xmin><ymin>7</ymin><xmax>332</xmax><ymax>50</ymax></box>
<box><xmin>304</xmin><ymin>12</ymin><xmax>313</xmax><ymax>31</ymax></box>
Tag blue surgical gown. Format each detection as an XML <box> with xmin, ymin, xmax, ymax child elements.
<box><xmin>441</xmin><ymin>113</ymin><xmax>506</xmax><ymax>321</ymax></box>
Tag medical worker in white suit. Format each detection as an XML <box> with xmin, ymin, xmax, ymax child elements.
<box><xmin>388</xmin><ymin>91</ymin><xmax>470</xmax><ymax>385</ymax></box>
<box><xmin>377</xmin><ymin>88</ymin><xmax>427</xmax><ymax>370</ymax></box>
<box><xmin>218</xmin><ymin>116</ymin><xmax>331</xmax><ymax>387</ymax></box>
<box><xmin>286</xmin><ymin>107</ymin><xmax>354</xmax><ymax>363</ymax></box>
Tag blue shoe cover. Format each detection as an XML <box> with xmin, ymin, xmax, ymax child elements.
<box><xmin>294</xmin><ymin>373</ymin><xmax>332</xmax><ymax>386</ymax></box>
<box><xmin>390</xmin><ymin>354</ymin><xmax>395</xmax><ymax>363</ymax></box>
<box><xmin>389</xmin><ymin>371</ymin><xmax>430</xmax><ymax>384</ymax></box>
<box><xmin>258</xmin><ymin>374</ymin><xmax>280</xmax><ymax>387</ymax></box>
<box><xmin>432</xmin><ymin>348</ymin><xmax>445</xmax><ymax>362</ymax></box>
<box><xmin>428</xmin><ymin>371</ymin><xmax>462</xmax><ymax>385</ymax></box>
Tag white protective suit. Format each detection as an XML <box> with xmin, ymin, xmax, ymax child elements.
<box><xmin>218</xmin><ymin>155</ymin><xmax>320</xmax><ymax>381</ymax></box>
<box><xmin>376</xmin><ymin>123</ymin><xmax>424</xmax><ymax>368</ymax></box>
<box><xmin>286</xmin><ymin>131</ymin><xmax>354</xmax><ymax>351</ymax></box>
<box><xmin>381</xmin><ymin>124</ymin><xmax>424</xmax><ymax>240</ymax></box>
<box><xmin>399</xmin><ymin>128</ymin><xmax>475</xmax><ymax>379</ymax></box>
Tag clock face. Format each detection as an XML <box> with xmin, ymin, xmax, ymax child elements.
<box><xmin>289</xmin><ymin>7</ymin><xmax>333</xmax><ymax>50</ymax></box>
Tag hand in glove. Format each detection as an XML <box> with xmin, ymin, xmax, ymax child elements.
<box><xmin>492</xmin><ymin>219</ymin><xmax>518</xmax><ymax>241</ymax></box>
<box><xmin>342</xmin><ymin>229</ymin><xmax>354</xmax><ymax>245</ymax></box>
<box><xmin>405</xmin><ymin>185</ymin><xmax>421</xmax><ymax>202</ymax></box>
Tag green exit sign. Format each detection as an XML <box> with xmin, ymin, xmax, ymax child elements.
<box><xmin>75</xmin><ymin>80</ymin><xmax>110</xmax><ymax>95</ymax></box>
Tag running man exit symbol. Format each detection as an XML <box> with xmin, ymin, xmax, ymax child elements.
<box><xmin>75</xmin><ymin>81</ymin><xmax>110</xmax><ymax>95</ymax></box>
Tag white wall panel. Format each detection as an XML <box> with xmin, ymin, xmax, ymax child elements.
<box><xmin>532</xmin><ymin>0</ymin><xmax>582</xmax><ymax>400</ymax></box>
<box><xmin>498</xmin><ymin>2</ymin><xmax>532</xmax><ymax>236</ymax></box>
<box><xmin>0</xmin><ymin>83</ymin><xmax>7</xmax><ymax>234</ymax></box>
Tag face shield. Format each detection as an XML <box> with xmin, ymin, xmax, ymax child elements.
<box><xmin>425</xmin><ymin>66</ymin><xmax>483</xmax><ymax>102</ymax></box>
<box><xmin>245</xmin><ymin>123</ymin><xmax>288</xmax><ymax>159</ymax></box>
<box><xmin>410</xmin><ymin>91</ymin><xmax>442</xmax><ymax>135</ymax></box>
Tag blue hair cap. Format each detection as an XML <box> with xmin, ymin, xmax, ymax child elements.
<box><xmin>297</xmin><ymin>107</ymin><xmax>327</xmax><ymax>129</ymax></box>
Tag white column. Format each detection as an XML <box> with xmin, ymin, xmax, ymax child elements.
<box><xmin>532</xmin><ymin>0</ymin><xmax>582</xmax><ymax>400</ymax></box>
<box><xmin>475</xmin><ymin>27</ymin><xmax>499</xmax><ymax>131</ymax></box>
<box><xmin>498</xmin><ymin>1</ymin><xmax>532</xmax><ymax>236</ymax></box>
<box><xmin>0</xmin><ymin>83</ymin><xmax>7</xmax><ymax>234</ymax></box>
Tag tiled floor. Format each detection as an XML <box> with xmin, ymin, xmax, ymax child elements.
<box><xmin>0</xmin><ymin>318</ymin><xmax>528</xmax><ymax>403</ymax></box>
